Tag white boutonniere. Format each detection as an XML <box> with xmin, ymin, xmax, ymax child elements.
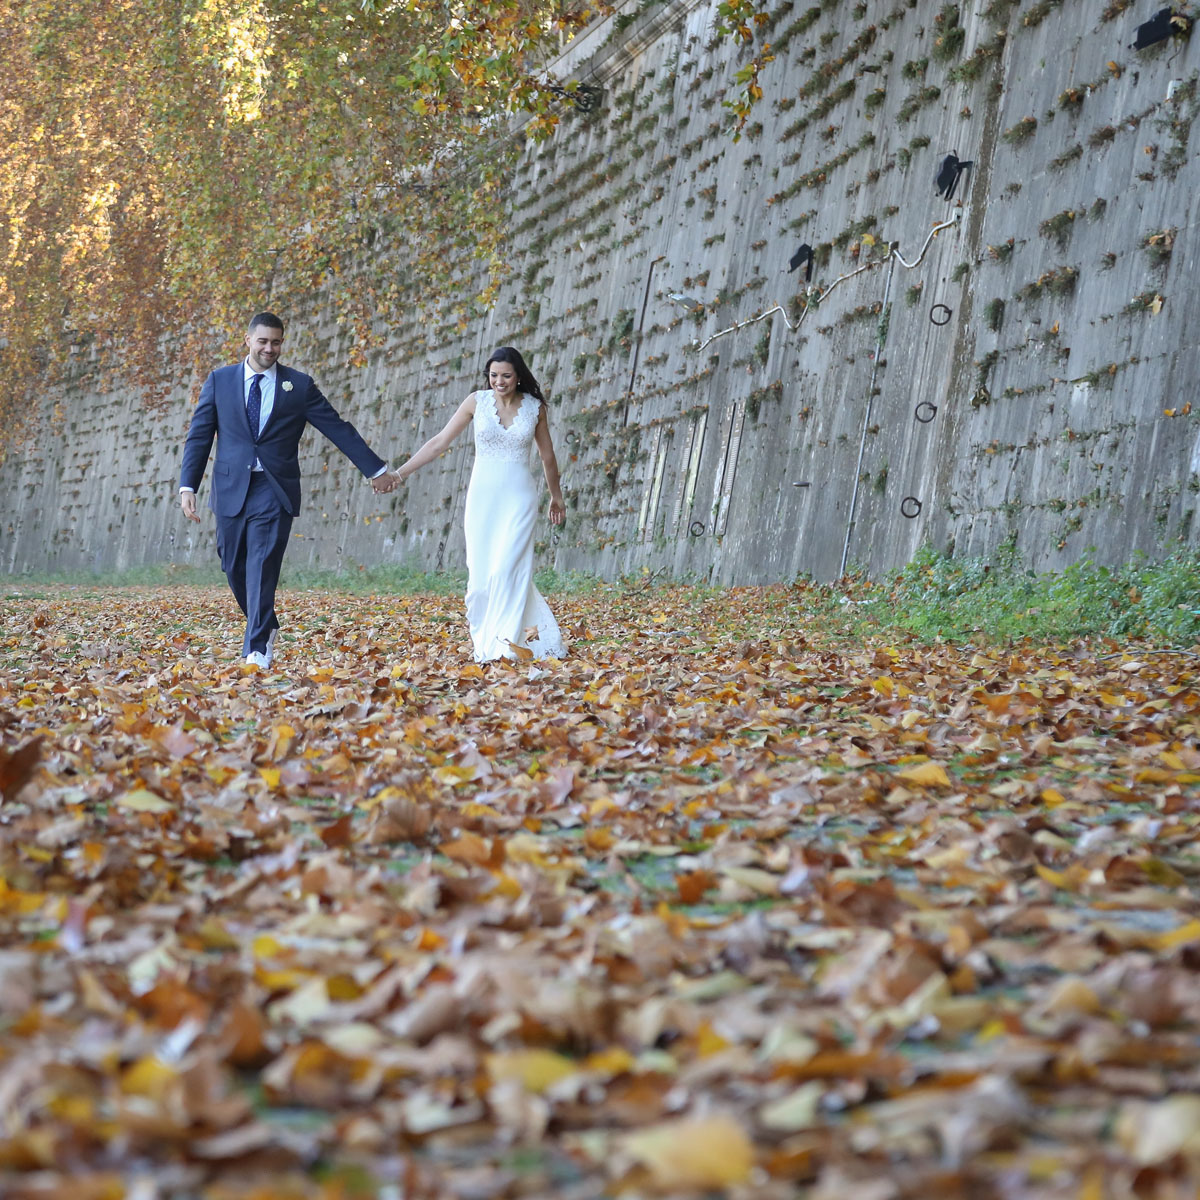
<box><xmin>281</xmin><ymin>381</ymin><xmax>293</xmax><ymax>392</ymax></box>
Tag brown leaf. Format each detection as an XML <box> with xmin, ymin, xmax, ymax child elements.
<box><xmin>675</xmin><ymin>868</ymin><xmax>718</xmax><ymax>904</ymax></box>
<box><xmin>367</xmin><ymin>794</ymin><xmax>433</xmax><ymax>843</ymax></box>
<box><xmin>441</xmin><ymin>831</ymin><xmax>502</xmax><ymax>867</ymax></box>
<box><xmin>0</xmin><ymin>736</ymin><xmax>42</xmax><ymax>803</ymax></box>
<box><xmin>318</xmin><ymin>813</ymin><xmax>355</xmax><ymax>847</ymax></box>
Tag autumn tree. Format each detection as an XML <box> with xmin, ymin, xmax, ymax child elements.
<box><xmin>0</xmin><ymin>0</ymin><xmax>601</xmax><ymax>445</ymax></box>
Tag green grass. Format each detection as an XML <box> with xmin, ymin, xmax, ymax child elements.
<box><xmin>2</xmin><ymin>560</ymin><xmax>604</xmax><ymax>597</ymax></box>
<box><xmin>7</xmin><ymin>548</ymin><xmax>1199</xmax><ymax>646</ymax></box>
<box><xmin>842</xmin><ymin>543</ymin><xmax>1200</xmax><ymax>646</ymax></box>
<box><xmin>280</xmin><ymin>562</ymin><xmax>469</xmax><ymax>594</ymax></box>
<box><xmin>2</xmin><ymin>563</ymin><xmax>228</xmax><ymax>588</ymax></box>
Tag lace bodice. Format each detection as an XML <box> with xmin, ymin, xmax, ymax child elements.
<box><xmin>473</xmin><ymin>390</ymin><xmax>539</xmax><ymax>462</ymax></box>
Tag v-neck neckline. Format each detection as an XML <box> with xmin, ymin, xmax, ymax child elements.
<box><xmin>492</xmin><ymin>390</ymin><xmax>524</xmax><ymax>430</ymax></box>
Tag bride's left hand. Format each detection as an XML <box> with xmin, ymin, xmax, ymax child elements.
<box><xmin>548</xmin><ymin>497</ymin><xmax>566</xmax><ymax>525</ymax></box>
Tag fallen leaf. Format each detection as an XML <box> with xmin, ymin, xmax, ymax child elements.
<box><xmin>116</xmin><ymin>788</ymin><xmax>174</xmax><ymax>813</ymax></box>
<box><xmin>0</xmin><ymin>736</ymin><xmax>42</xmax><ymax>803</ymax></box>
<box><xmin>622</xmin><ymin>1114</ymin><xmax>755</xmax><ymax>1188</ymax></box>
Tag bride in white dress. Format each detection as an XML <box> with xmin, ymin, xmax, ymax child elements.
<box><xmin>388</xmin><ymin>347</ymin><xmax>567</xmax><ymax>662</ymax></box>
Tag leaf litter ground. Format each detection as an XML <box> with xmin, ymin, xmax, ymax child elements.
<box><xmin>1</xmin><ymin>583</ymin><xmax>1199</xmax><ymax>1199</ymax></box>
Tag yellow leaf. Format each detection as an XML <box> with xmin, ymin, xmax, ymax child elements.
<box><xmin>117</xmin><ymin>788</ymin><xmax>173</xmax><ymax>813</ymax></box>
<box><xmin>434</xmin><ymin>764</ymin><xmax>477</xmax><ymax>786</ymax></box>
<box><xmin>1135</xmin><ymin>767</ymin><xmax>1174</xmax><ymax>783</ymax></box>
<box><xmin>897</xmin><ymin>761</ymin><xmax>951</xmax><ymax>788</ymax></box>
<box><xmin>1078</xmin><ymin>1164</ymin><xmax>1105</xmax><ymax>1200</ymax></box>
<box><xmin>121</xmin><ymin>1056</ymin><xmax>178</xmax><ymax>1100</ymax></box>
<box><xmin>416</xmin><ymin>927</ymin><xmax>445</xmax><ymax>951</ymax></box>
<box><xmin>584</xmin><ymin>1046</ymin><xmax>638</xmax><ymax>1077</ymax></box>
<box><xmin>258</xmin><ymin>767</ymin><xmax>281</xmax><ymax>788</ymax></box>
<box><xmin>489</xmin><ymin>871</ymin><xmax>523</xmax><ymax>900</ymax></box>
<box><xmin>463</xmin><ymin>801</ymin><xmax>499</xmax><ymax>819</ymax></box>
<box><xmin>254</xmin><ymin>966</ymin><xmax>310</xmax><ymax>990</ymax></box>
<box><xmin>1036</xmin><ymin>863</ymin><xmax>1087</xmax><ymax>890</ymax></box>
<box><xmin>696</xmin><ymin>1021</ymin><xmax>731</xmax><ymax>1056</ymax></box>
<box><xmin>1154</xmin><ymin>919</ymin><xmax>1200</xmax><ymax>951</ymax></box>
<box><xmin>1141</xmin><ymin>857</ymin><xmax>1186</xmax><ymax>886</ymax></box>
<box><xmin>197</xmin><ymin>918</ymin><xmax>241</xmax><ymax>950</ymax></box>
<box><xmin>265</xmin><ymin>722</ymin><xmax>296</xmax><ymax>760</ymax></box>
<box><xmin>253</xmin><ymin>934</ymin><xmax>285</xmax><ymax>959</ymax></box>
<box><xmin>486</xmin><ymin>1049</ymin><xmax>577</xmax><ymax>1093</ymax></box>
<box><xmin>47</xmin><ymin>1093</ymin><xmax>95</xmax><ymax>1124</ymax></box>
<box><xmin>623</xmin><ymin>1115</ymin><xmax>754</xmax><ymax>1188</ymax></box>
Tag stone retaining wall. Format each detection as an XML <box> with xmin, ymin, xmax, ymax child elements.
<box><xmin>4</xmin><ymin>0</ymin><xmax>1199</xmax><ymax>582</ymax></box>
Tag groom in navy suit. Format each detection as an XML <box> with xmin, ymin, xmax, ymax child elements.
<box><xmin>179</xmin><ymin>311</ymin><xmax>395</xmax><ymax>668</ymax></box>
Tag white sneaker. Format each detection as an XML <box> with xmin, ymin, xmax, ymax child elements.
<box><xmin>265</xmin><ymin>628</ymin><xmax>278</xmax><ymax>665</ymax></box>
<box><xmin>244</xmin><ymin>651</ymin><xmax>270</xmax><ymax>669</ymax></box>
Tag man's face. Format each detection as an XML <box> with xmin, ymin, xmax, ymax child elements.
<box><xmin>245</xmin><ymin>324</ymin><xmax>283</xmax><ymax>372</ymax></box>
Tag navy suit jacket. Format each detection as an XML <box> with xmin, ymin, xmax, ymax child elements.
<box><xmin>179</xmin><ymin>363</ymin><xmax>386</xmax><ymax>517</ymax></box>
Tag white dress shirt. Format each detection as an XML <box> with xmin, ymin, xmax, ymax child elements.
<box><xmin>244</xmin><ymin>360</ymin><xmax>276</xmax><ymax>471</ymax></box>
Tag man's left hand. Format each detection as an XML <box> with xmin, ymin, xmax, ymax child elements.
<box><xmin>372</xmin><ymin>473</ymin><xmax>397</xmax><ymax>494</ymax></box>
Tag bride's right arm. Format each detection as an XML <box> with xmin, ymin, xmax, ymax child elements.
<box><xmin>393</xmin><ymin>394</ymin><xmax>477</xmax><ymax>483</ymax></box>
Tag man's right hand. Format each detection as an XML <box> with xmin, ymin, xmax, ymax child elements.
<box><xmin>180</xmin><ymin>490</ymin><xmax>200</xmax><ymax>522</ymax></box>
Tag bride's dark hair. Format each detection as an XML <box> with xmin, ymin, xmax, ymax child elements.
<box><xmin>484</xmin><ymin>347</ymin><xmax>545</xmax><ymax>402</ymax></box>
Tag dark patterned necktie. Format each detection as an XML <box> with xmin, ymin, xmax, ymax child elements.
<box><xmin>247</xmin><ymin>373</ymin><xmax>264</xmax><ymax>442</ymax></box>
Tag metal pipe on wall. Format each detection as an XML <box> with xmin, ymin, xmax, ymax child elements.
<box><xmin>840</xmin><ymin>255</ymin><xmax>896</xmax><ymax>579</ymax></box>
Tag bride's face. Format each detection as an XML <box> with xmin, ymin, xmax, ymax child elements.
<box><xmin>489</xmin><ymin>362</ymin><xmax>518</xmax><ymax>399</ymax></box>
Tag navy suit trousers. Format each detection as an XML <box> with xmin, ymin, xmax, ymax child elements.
<box><xmin>215</xmin><ymin>473</ymin><xmax>293</xmax><ymax>655</ymax></box>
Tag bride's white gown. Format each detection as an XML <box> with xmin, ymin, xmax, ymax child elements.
<box><xmin>463</xmin><ymin>390</ymin><xmax>566</xmax><ymax>663</ymax></box>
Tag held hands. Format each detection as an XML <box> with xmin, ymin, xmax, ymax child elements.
<box><xmin>548</xmin><ymin>497</ymin><xmax>566</xmax><ymax>526</ymax></box>
<box><xmin>372</xmin><ymin>471</ymin><xmax>400</xmax><ymax>495</ymax></box>
<box><xmin>180</xmin><ymin>491</ymin><xmax>200</xmax><ymax>523</ymax></box>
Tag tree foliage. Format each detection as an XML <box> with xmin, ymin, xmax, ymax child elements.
<box><xmin>0</xmin><ymin>0</ymin><xmax>601</xmax><ymax>443</ymax></box>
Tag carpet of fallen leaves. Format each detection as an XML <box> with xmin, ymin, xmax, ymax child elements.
<box><xmin>2</xmin><ymin>582</ymin><xmax>1200</xmax><ymax>1200</ymax></box>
